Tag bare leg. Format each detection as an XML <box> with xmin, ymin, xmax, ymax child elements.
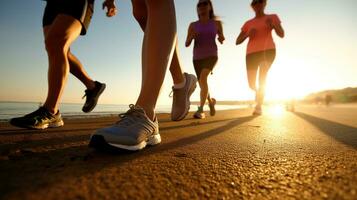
<box><xmin>44</xmin><ymin>29</ymin><xmax>95</xmax><ymax>90</ymax></box>
<box><xmin>257</xmin><ymin>62</ymin><xmax>272</xmax><ymax>106</ymax></box>
<box><xmin>247</xmin><ymin>68</ymin><xmax>259</xmax><ymax>105</ymax></box>
<box><xmin>169</xmin><ymin>42</ymin><xmax>184</xmax><ymax>84</ymax></box>
<box><xmin>42</xmin><ymin>14</ymin><xmax>82</xmax><ymax>114</ymax></box>
<box><xmin>247</xmin><ymin>68</ymin><xmax>258</xmax><ymax>92</ymax></box>
<box><xmin>68</xmin><ymin>51</ymin><xmax>95</xmax><ymax>90</ymax></box>
<box><xmin>198</xmin><ymin>69</ymin><xmax>211</xmax><ymax>108</ymax></box>
<box><xmin>135</xmin><ymin>0</ymin><xmax>177</xmax><ymax>120</ymax></box>
<box><xmin>132</xmin><ymin>0</ymin><xmax>184</xmax><ymax>85</ymax></box>
<box><xmin>207</xmin><ymin>93</ymin><xmax>213</xmax><ymax>104</ymax></box>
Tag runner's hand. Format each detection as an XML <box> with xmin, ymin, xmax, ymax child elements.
<box><xmin>103</xmin><ymin>0</ymin><xmax>117</xmax><ymax>17</ymax></box>
<box><xmin>191</xmin><ymin>30</ymin><xmax>199</xmax><ymax>40</ymax></box>
<box><xmin>218</xmin><ymin>35</ymin><xmax>225</xmax><ymax>44</ymax></box>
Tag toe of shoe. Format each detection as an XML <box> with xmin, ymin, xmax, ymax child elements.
<box><xmin>92</xmin><ymin>127</ymin><xmax>139</xmax><ymax>146</ymax></box>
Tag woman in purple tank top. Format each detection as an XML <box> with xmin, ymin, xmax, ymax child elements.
<box><xmin>185</xmin><ymin>0</ymin><xmax>225</xmax><ymax>119</ymax></box>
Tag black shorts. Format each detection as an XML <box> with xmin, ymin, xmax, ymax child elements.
<box><xmin>246</xmin><ymin>49</ymin><xmax>276</xmax><ymax>71</ymax></box>
<box><xmin>42</xmin><ymin>0</ymin><xmax>95</xmax><ymax>35</ymax></box>
<box><xmin>193</xmin><ymin>56</ymin><xmax>218</xmax><ymax>80</ymax></box>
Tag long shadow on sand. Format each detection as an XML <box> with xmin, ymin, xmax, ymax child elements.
<box><xmin>0</xmin><ymin>117</ymin><xmax>244</xmax><ymax>153</ymax></box>
<box><xmin>0</xmin><ymin>115</ymin><xmax>256</xmax><ymax>198</ymax></box>
<box><xmin>294</xmin><ymin>112</ymin><xmax>357</xmax><ymax>149</ymax></box>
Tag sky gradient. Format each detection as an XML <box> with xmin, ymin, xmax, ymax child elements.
<box><xmin>0</xmin><ymin>0</ymin><xmax>356</xmax><ymax>105</ymax></box>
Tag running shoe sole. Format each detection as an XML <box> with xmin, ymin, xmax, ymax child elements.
<box><xmin>89</xmin><ymin>133</ymin><xmax>161</xmax><ymax>151</ymax></box>
<box><xmin>193</xmin><ymin>113</ymin><xmax>205</xmax><ymax>119</ymax></box>
<box><xmin>10</xmin><ymin>119</ymin><xmax>64</xmax><ymax>130</ymax></box>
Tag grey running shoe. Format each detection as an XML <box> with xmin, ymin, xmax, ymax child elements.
<box><xmin>10</xmin><ymin>107</ymin><xmax>64</xmax><ymax>129</ymax></box>
<box><xmin>82</xmin><ymin>81</ymin><xmax>106</xmax><ymax>113</ymax></box>
<box><xmin>171</xmin><ymin>73</ymin><xmax>197</xmax><ymax>121</ymax></box>
<box><xmin>208</xmin><ymin>98</ymin><xmax>216</xmax><ymax>116</ymax></box>
<box><xmin>193</xmin><ymin>106</ymin><xmax>205</xmax><ymax>119</ymax></box>
<box><xmin>90</xmin><ymin>104</ymin><xmax>161</xmax><ymax>151</ymax></box>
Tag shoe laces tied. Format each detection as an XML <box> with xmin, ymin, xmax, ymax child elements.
<box><xmin>82</xmin><ymin>89</ymin><xmax>92</xmax><ymax>99</ymax></box>
<box><xmin>116</xmin><ymin>104</ymin><xmax>145</xmax><ymax>126</ymax></box>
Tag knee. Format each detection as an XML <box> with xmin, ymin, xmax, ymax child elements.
<box><xmin>45</xmin><ymin>34</ymin><xmax>69</xmax><ymax>55</ymax></box>
<box><xmin>198</xmin><ymin>78</ymin><xmax>208</xmax><ymax>89</ymax></box>
<box><xmin>199</xmin><ymin>76</ymin><xmax>207</xmax><ymax>84</ymax></box>
<box><xmin>67</xmin><ymin>50</ymin><xmax>74</xmax><ymax>60</ymax></box>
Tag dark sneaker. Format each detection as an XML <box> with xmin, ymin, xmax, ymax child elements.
<box><xmin>171</xmin><ymin>73</ymin><xmax>197</xmax><ymax>121</ymax></box>
<box><xmin>208</xmin><ymin>98</ymin><xmax>216</xmax><ymax>116</ymax></box>
<box><xmin>82</xmin><ymin>81</ymin><xmax>106</xmax><ymax>113</ymax></box>
<box><xmin>9</xmin><ymin>107</ymin><xmax>64</xmax><ymax>129</ymax></box>
<box><xmin>193</xmin><ymin>106</ymin><xmax>205</xmax><ymax>119</ymax></box>
<box><xmin>89</xmin><ymin>104</ymin><xmax>160</xmax><ymax>151</ymax></box>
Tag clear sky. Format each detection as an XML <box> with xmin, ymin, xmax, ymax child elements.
<box><xmin>0</xmin><ymin>0</ymin><xmax>356</xmax><ymax>105</ymax></box>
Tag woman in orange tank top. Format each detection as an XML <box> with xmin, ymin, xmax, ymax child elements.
<box><xmin>236</xmin><ymin>0</ymin><xmax>285</xmax><ymax>115</ymax></box>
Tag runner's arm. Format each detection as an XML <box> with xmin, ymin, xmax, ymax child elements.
<box><xmin>236</xmin><ymin>30</ymin><xmax>248</xmax><ymax>45</ymax></box>
<box><xmin>273</xmin><ymin>23</ymin><xmax>285</xmax><ymax>38</ymax></box>
<box><xmin>185</xmin><ymin>23</ymin><xmax>196</xmax><ymax>47</ymax></box>
<box><xmin>216</xmin><ymin>20</ymin><xmax>225</xmax><ymax>44</ymax></box>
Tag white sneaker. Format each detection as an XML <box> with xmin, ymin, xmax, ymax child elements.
<box><xmin>90</xmin><ymin>104</ymin><xmax>160</xmax><ymax>151</ymax></box>
<box><xmin>171</xmin><ymin>73</ymin><xmax>197</xmax><ymax>121</ymax></box>
<box><xmin>193</xmin><ymin>106</ymin><xmax>206</xmax><ymax>119</ymax></box>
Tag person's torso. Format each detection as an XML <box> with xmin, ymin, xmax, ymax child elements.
<box><xmin>246</xmin><ymin>14</ymin><xmax>276</xmax><ymax>54</ymax></box>
<box><xmin>193</xmin><ymin>20</ymin><xmax>218</xmax><ymax>60</ymax></box>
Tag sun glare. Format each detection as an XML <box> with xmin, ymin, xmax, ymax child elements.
<box><xmin>266</xmin><ymin>104</ymin><xmax>286</xmax><ymax>118</ymax></box>
<box><xmin>265</xmin><ymin>60</ymin><xmax>326</xmax><ymax>101</ymax></box>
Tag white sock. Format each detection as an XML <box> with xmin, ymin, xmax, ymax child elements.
<box><xmin>173</xmin><ymin>74</ymin><xmax>186</xmax><ymax>89</ymax></box>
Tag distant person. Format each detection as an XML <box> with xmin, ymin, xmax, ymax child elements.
<box><xmin>325</xmin><ymin>94</ymin><xmax>332</xmax><ymax>106</ymax></box>
<box><xmin>185</xmin><ymin>0</ymin><xmax>225</xmax><ymax>119</ymax></box>
<box><xmin>285</xmin><ymin>98</ymin><xmax>295</xmax><ymax>112</ymax></box>
<box><xmin>90</xmin><ymin>0</ymin><xmax>191</xmax><ymax>151</ymax></box>
<box><xmin>131</xmin><ymin>0</ymin><xmax>197</xmax><ymax>121</ymax></box>
<box><xmin>236</xmin><ymin>0</ymin><xmax>284</xmax><ymax>115</ymax></box>
<box><xmin>10</xmin><ymin>0</ymin><xmax>117</xmax><ymax>129</ymax></box>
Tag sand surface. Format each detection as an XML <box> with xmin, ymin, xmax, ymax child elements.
<box><xmin>1</xmin><ymin>106</ymin><xmax>357</xmax><ymax>199</ymax></box>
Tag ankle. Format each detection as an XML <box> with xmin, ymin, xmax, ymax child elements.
<box><xmin>145</xmin><ymin>110</ymin><xmax>156</xmax><ymax>121</ymax></box>
<box><xmin>87</xmin><ymin>80</ymin><xmax>96</xmax><ymax>90</ymax></box>
<box><xmin>42</xmin><ymin>105</ymin><xmax>57</xmax><ymax>115</ymax></box>
<box><xmin>198</xmin><ymin>106</ymin><xmax>204</xmax><ymax>112</ymax></box>
<box><xmin>208</xmin><ymin>98</ymin><xmax>213</xmax><ymax>104</ymax></box>
<box><xmin>136</xmin><ymin>104</ymin><xmax>155</xmax><ymax>121</ymax></box>
<box><xmin>173</xmin><ymin>74</ymin><xmax>186</xmax><ymax>89</ymax></box>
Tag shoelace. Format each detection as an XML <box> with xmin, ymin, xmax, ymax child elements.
<box><xmin>115</xmin><ymin>105</ymin><xmax>156</xmax><ymax>133</ymax></box>
<box><xmin>82</xmin><ymin>90</ymin><xmax>91</xmax><ymax>99</ymax></box>
<box><xmin>116</xmin><ymin>104</ymin><xmax>145</xmax><ymax>127</ymax></box>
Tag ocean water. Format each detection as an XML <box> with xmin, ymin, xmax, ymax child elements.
<box><xmin>0</xmin><ymin>102</ymin><xmax>248</xmax><ymax>121</ymax></box>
